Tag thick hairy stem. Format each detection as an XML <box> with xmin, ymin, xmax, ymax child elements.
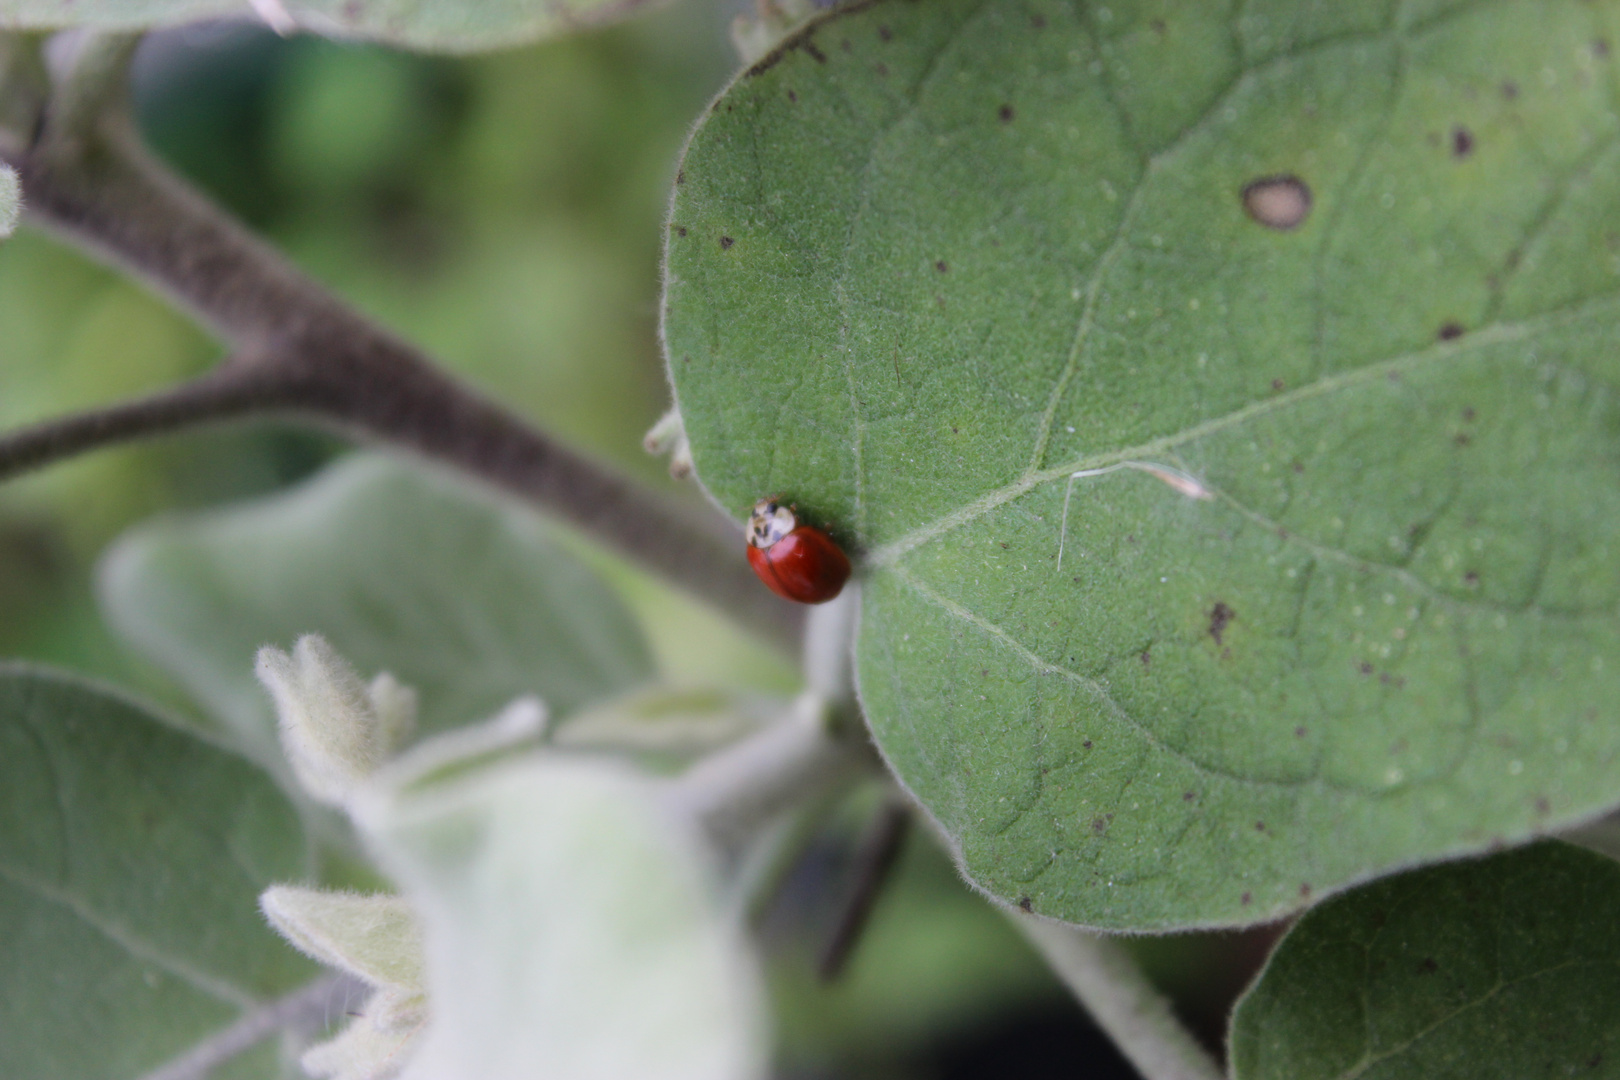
<box><xmin>3</xmin><ymin>113</ymin><xmax>803</xmax><ymax>650</ymax></box>
<box><xmin>1017</xmin><ymin>918</ymin><xmax>1225</xmax><ymax>1080</ymax></box>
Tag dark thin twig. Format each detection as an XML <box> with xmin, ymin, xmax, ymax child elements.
<box><xmin>0</xmin><ymin>359</ymin><xmax>279</xmax><ymax>479</ymax></box>
<box><xmin>0</xmin><ymin>100</ymin><xmax>804</xmax><ymax>650</ymax></box>
<box><xmin>817</xmin><ymin>795</ymin><xmax>911</xmax><ymax>981</ymax></box>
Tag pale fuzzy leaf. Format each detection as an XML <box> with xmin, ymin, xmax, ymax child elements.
<box><xmin>301</xmin><ymin>988</ymin><xmax>425</xmax><ymax>1080</ymax></box>
<box><xmin>99</xmin><ymin>453</ymin><xmax>652</xmax><ymax>768</ymax></box>
<box><xmin>0</xmin><ymin>0</ymin><xmax>663</xmax><ymax>53</ymax></box>
<box><xmin>256</xmin><ymin>635</ymin><xmax>399</xmax><ymax>806</ymax></box>
<box><xmin>665</xmin><ymin>0</ymin><xmax>1620</xmax><ymax>930</ymax></box>
<box><xmin>367</xmin><ymin>673</ymin><xmax>418</xmax><ymax>754</ymax></box>
<box><xmin>261</xmin><ymin>886</ymin><xmax>424</xmax><ymax>992</ymax></box>
<box><xmin>354</xmin><ymin>755</ymin><xmax>769</xmax><ymax>1080</ymax></box>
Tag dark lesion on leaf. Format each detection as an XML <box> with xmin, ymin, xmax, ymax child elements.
<box><xmin>1438</xmin><ymin>320</ymin><xmax>1464</xmax><ymax>340</ymax></box>
<box><xmin>1242</xmin><ymin>175</ymin><xmax>1312</xmax><ymax>230</ymax></box>
<box><xmin>720</xmin><ymin>236</ymin><xmax>734</xmax><ymax>250</ymax></box>
<box><xmin>1451</xmin><ymin>125</ymin><xmax>1474</xmax><ymax>158</ymax></box>
<box><xmin>1208</xmin><ymin>601</ymin><xmax>1235</xmax><ymax>645</ymax></box>
<box><xmin>998</xmin><ymin>103</ymin><xmax>1015</xmax><ymax>122</ymax></box>
<box><xmin>1018</xmin><ymin>896</ymin><xmax>1033</xmax><ymax>912</ymax></box>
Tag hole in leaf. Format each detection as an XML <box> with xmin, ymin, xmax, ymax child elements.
<box><xmin>1242</xmin><ymin>175</ymin><xmax>1312</xmax><ymax>230</ymax></box>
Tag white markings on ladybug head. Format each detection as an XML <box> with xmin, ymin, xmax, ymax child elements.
<box><xmin>1056</xmin><ymin>462</ymin><xmax>1213</xmax><ymax>571</ymax></box>
<box><xmin>747</xmin><ymin>498</ymin><xmax>798</xmax><ymax>549</ymax></box>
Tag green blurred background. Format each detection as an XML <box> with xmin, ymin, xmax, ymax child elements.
<box><xmin>0</xmin><ymin>6</ymin><xmax>1264</xmax><ymax>1075</ymax></box>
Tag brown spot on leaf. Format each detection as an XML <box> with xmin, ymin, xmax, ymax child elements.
<box><xmin>1455</xmin><ymin>432</ymin><xmax>1471</xmax><ymax>446</ymax></box>
<box><xmin>1535</xmin><ymin>796</ymin><xmax>1551</xmax><ymax>815</ymax></box>
<box><xmin>1242</xmin><ymin>175</ymin><xmax>1312</xmax><ymax>230</ymax></box>
<box><xmin>878</xmin><ymin>24</ymin><xmax>892</xmax><ymax>41</ymax></box>
<box><xmin>1209</xmin><ymin>601</ymin><xmax>1236</xmax><ymax>645</ymax></box>
<box><xmin>1183</xmin><ymin>791</ymin><xmax>1196</xmax><ymax>801</ymax></box>
<box><xmin>1419</xmin><ymin>957</ymin><xmax>1439</xmax><ymax>974</ymax></box>
<box><xmin>1255</xmin><ymin>821</ymin><xmax>1266</xmax><ymax>832</ymax></box>
<box><xmin>1031</xmin><ymin>13</ymin><xmax>1046</xmax><ymax>28</ymax></box>
<box><xmin>720</xmin><ymin>236</ymin><xmax>734</xmax><ymax>250</ymax></box>
<box><xmin>1019</xmin><ymin>896</ymin><xmax>1033</xmax><ymax>912</ymax></box>
<box><xmin>1501</xmin><ymin>80</ymin><xmax>1519</xmax><ymax>99</ymax></box>
<box><xmin>1299</xmin><ymin>883</ymin><xmax>1312</xmax><ymax>898</ymax></box>
<box><xmin>1082</xmin><ymin>740</ymin><xmax>1093</xmax><ymax>749</ymax></box>
<box><xmin>1464</xmin><ymin>571</ymin><xmax>1480</xmax><ymax>587</ymax></box>
<box><xmin>675</xmin><ymin>226</ymin><xmax>687</xmax><ymax>237</ymax></box>
<box><xmin>998</xmin><ymin>103</ymin><xmax>1015</xmax><ymax>122</ymax></box>
<box><xmin>1360</xmin><ymin>662</ymin><xmax>1374</xmax><ymax>675</ymax></box>
<box><xmin>1596</xmin><ymin>38</ymin><xmax>1611</xmax><ymax>58</ymax></box>
<box><xmin>1462</xmin><ymin>406</ymin><xmax>1476</xmax><ymax>422</ymax></box>
<box><xmin>935</xmin><ymin>259</ymin><xmax>949</xmax><ymax>273</ymax></box>
<box><xmin>1271</xmin><ymin>377</ymin><xmax>1285</xmax><ymax>391</ymax></box>
<box><xmin>876</xmin><ymin>62</ymin><xmax>889</xmax><ymax>77</ymax></box>
<box><xmin>1438</xmin><ymin>321</ymin><xmax>1464</xmax><ymax>340</ymax></box>
<box><xmin>1452</xmin><ymin>126</ymin><xmax>1474</xmax><ymax>158</ymax></box>
<box><xmin>1295</xmin><ymin>726</ymin><xmax>1307</xmax><ymax>737</ymax></box>
<box><xmin>803</xmin><ymin>39</ymin><xmax>827</xmax><ymax>63</ymax></box>
<box><xmin>787</xmin><ymin>89</ymin><xmax>798</xmax><ymax>103</ymax></box>
<box><xmin>1241</xmin><ymin>891</ymin><xmax>1253</xmax><ymax>905</ymax></box>
<box><xmin>675</xmin><ymin>170</ymin><xmax>685</xmax><ymax>184</ymax></box>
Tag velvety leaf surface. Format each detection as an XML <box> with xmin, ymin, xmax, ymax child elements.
<box><xmin>99</xmin><ymin>453</ymin><xmax>654</xmax><ymax>765</ymax></box>
<box><xmin>357</xmin><ymin>751</ymin><xmax>768</xmax><ymax>1080</ymax></box>
<box><xmin>0</xmin><ymin>0</ymin><xmax>655</xmax><ymax>53</ymax></box>
<box><xmin>0</xmin><ymin>665</ymin><xmax>315</xmax><ymax>1079</ymax></box>
<box><xmin>1230</xmin><ymin>841</ymin><xmax>1620</xmax><ymax>1079</ymax></box>
<box><xmin>664</xmin><ymin>0</ymin><xmax>1620</xmax><ymax>928</ymax></box>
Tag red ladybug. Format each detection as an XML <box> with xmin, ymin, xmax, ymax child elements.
<box><xmin>745</xmin><ymin>497</ymin><xmax>851</xmax><ymax>604</ymax></box>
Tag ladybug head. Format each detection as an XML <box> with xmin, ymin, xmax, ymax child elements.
<box><xmin>747</xmin><ymin>497</ymin><xmax>797</xmax><ymax>549</ymax></box>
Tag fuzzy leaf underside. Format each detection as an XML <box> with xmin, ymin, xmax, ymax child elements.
<box><xmin>1230</xmin><ymin>841</ymin><xmax>1620</xmax><ymax>1080</ymax></box>
<box><xmin>664</xmin><ymin>0</ymin><xmax>1620</xmax><ymax>928</ymax></box>
<box><xmin>99</xmin><ymin>453</ymin><xmax>654</xmax><ymax>767</ymax></box>
<box><xmin>0</xmin><ymin>666</ymin><xmax>314</xmax><ymax>1079</ymax></box>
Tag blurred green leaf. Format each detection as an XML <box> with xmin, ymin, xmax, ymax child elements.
<box><xmin>665</xmin><ymin>0</ymin><xmax>1620</xmax><ymax>929</ymax></box>
<box><xmin>2</xmin><ymin>0</ymin><xmax>667</xmax><ymax>52</ymax></box>
<box><xmin>357</xmin><ymin>749</ymin><xmax>768</xmax><ymax>1080</ymax></box>
<box><xmin>98</xmin><ymin>453</ymin><xmax>655</xmax><ymax>764</ymax></box>
<box><xmin>0</xmin><ymin>664</ymin><xmax>315</xmax><ymax>1079</ymax></box>
<box><xmin>1230</xmin><ymin>841</ymin><xmax>1620</xmax><ymax>1080</ymax></box>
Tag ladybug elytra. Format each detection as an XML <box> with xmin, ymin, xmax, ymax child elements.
<box><xmin>745</xmin><ymin>498</ymin><xmax>851</xmax><ymax>604</ymax></box>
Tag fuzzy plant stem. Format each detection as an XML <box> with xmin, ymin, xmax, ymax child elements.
<box><xmin>1017</xmin><ymin>918</ymin><xmax>1226</xmax><ymax>1080</ymax></box>
<box><xmin>0</xmin><ymin>90</ymin><xmax>802</xmax><ymax>650</ymax></box>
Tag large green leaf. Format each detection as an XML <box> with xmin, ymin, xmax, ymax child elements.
<box><xmin>664</xmin><ymin>0</ymin><xmax>1620</xmax><ymax>929</ymax></box>
<box><xmin>1230</xmin><ymin>840</ymin><xmax>1620</xmax><ymax>1079</ymax></box>
<box><xmin>99</xmin><ymin>453</ymin><xmax>654</xmax><ymax>766</ymax></box>
<box><xmin>0</xmin><ymin>0</ymin><xmax>658</xmax><ymax>53</ymax></box>
<box><xmin>0</xmin><ymin>665</ymin><xmax>316</xmax><ymax>1079</ymax></box>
